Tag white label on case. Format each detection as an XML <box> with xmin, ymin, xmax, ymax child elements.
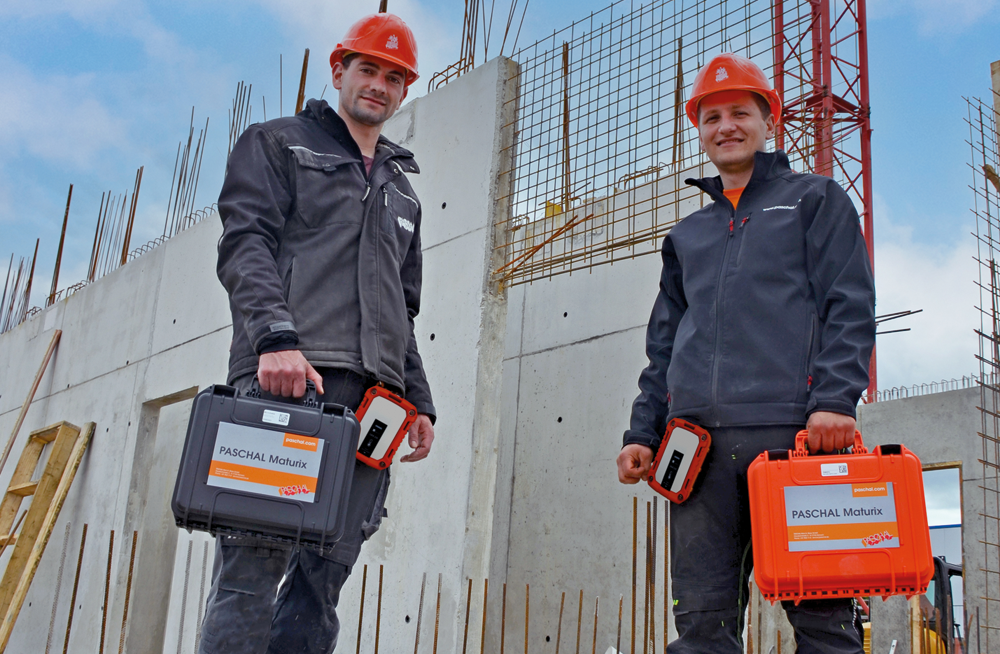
<box><xmin>262</xmin><ymin>409</ymin><xmax>290</xmax><ymax>426</ymax></box>
<box><xmin>820</xmin><ymin>463</ymin><xmax>848</xmax><ymax>477</ymax></box>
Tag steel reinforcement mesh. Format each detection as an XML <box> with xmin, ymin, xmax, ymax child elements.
<box><xmin>494</xmin><ymin>0</ymin><xmax>867</xmax><ymax>286</ymax></box>
<box><xmin>971</xmin><ymin>91</ymin><xmax>1000</xmax><ymax>649</ymax></box>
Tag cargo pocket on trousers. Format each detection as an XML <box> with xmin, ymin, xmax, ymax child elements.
<box><xmin>361</xmin><ymin>469</ymin><xmax>390</xmax><ymax>540</ymax></box>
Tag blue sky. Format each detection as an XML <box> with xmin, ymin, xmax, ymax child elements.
<box><xmin>1</xmin><ymin>0</ymin><xmax>998</xmax><ymax>390</ymax></box>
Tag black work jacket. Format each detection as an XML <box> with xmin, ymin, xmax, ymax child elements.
<box><xmin>625</xmin><ymin>150</ymin><xmax>875</xmax><ymax>449</ymax></box>
<box><xmin>217</xmin><ymin>99</ymin><xmax>435</xmax><ymax>419</ymax></box>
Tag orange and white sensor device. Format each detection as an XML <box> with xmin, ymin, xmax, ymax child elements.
<box><xmin>355</xmin><ymin>386</ymin><xmax>417</xmax><ymax>469</ymax></box>
<box><xmin>647</xmin><ymin>418</ymin><xmax>711</xmax><ymax>503</ymax></box>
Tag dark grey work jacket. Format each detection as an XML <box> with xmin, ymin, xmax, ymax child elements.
<box><xmin>624</xmin><ymin>150</ymin><xmax>874</xmax><ymax>450</ymax></box>
<box><xmin>217</xmin><ymin>99</ymin><xmax>435</xmax><ymax>419</ymax></box>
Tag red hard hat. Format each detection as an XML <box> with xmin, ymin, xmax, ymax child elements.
<box><xmin>330</xmin><ymin>13</ymin><xmax>419</xmax><ymax>86</ymax></box>
<box><xmin>685</xmin><ymin>53</ymin><xmax>781</xmax><ymax>126</ymax></box>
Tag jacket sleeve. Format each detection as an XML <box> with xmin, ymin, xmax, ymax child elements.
<box><xmin>804</xmin><ymin>179</ymin><xmax>876</xmax><ymax>419</ymax></box>
<box><xmin>400</xmin><ymin>205</ymin><xmax>437</xmax><ymax>423</ymax></box>
<box><xmin>216</xmin><ymin>125</ymin><xmax>299</xmax><ymax>354</ymax></box>
<box><xmin>623</xmin><ymin>235</ymin><xmax>686</xmax><ymax>450</ymax></box>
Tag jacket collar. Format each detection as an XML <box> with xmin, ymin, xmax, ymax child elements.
<box><xmin>685</xmin><ymin>150</ymin><xmax>792</xmax><ymax>205</ymax></box>
<box><xmin>304</xmin><ymin>98</ymin><xmax>419</xmax><ymax>173</ymax></box>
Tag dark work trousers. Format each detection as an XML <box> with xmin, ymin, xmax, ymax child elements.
<box><xmin>667</xmin><ymin>425</ymin><xmax>864</xmax><ymax>654</ymax></box>
<box><xmin>198</xmin><ymin>369</ymin><xmax>391</xmax><ymax>654</ymax></box>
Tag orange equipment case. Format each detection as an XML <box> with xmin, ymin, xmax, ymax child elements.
<box><xmin>748</xmin><ymin>431</ymin><xmax>933</xmax><ymax>604</ymax></box>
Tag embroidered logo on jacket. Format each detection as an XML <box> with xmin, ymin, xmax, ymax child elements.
<box><xmin>386</xmin><ymin>35</ymin><xmax>399</xmax><ymax>50</ymax></box>
<box><xmin>762</xmin><ymin>204</ymin><xmax>798</xmax><ymax>211</ymax></box>
<box><xmin>397</xmin><ymin>216</ymin><xmax>415</xmax><ymax>232</ymax></box>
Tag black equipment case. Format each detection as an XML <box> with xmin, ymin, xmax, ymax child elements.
<box><xmin>171</xmin><ymin>382</ymin><xmax>360</xmax><ymax>550</ymax></box>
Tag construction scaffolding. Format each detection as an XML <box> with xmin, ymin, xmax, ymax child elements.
<box><xmin>493</xmin><ymin>0</ymin><xmax>873</xmax><ymax>289</ymax></box>
<box><xmin>972</xmin><ymin>89</ymin><xmax>1000</xmax><ymax>651</ymax></box>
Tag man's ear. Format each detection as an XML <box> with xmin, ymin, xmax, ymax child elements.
<box><xmin>332</xmin><ymin>62</ymin><xmax>344</xmax><ymax>91</ymax></box>
<box><xmin>765</xmin><ymin>113</ymin><xmax>776</xmax><ymax>140</ymax></box>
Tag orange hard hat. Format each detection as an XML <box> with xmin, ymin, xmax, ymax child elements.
<box><xmin>329</xmin><ymin>13</ymin><xmax>419</xmax><ymax>85</ymax></box>
<box><xmin>685</xmin><ymin>53</ymin><xmax>781</xmax><ymax>126</ymax></box>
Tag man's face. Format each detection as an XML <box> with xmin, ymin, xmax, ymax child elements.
<box><xmin>332</xmin><ymin>55</ymin><xmax>407</xmax><ymax>127</ymax></box>
<box><xmin>697</xmin><ymin>90</ymin><xmax>775</xmax><ymax>172</ymax></box>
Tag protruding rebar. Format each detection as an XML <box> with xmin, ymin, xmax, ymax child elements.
<box><xmin>617</xmin><ymin>594</ymin><xmax>623</xmax><ymax>654</ymax></box>
<box><xmin>48</xmin><ymin>184</ymin><xmax>72</xmax><ymax>306</ymax></box>
<box><xmin>651</xmin><ymin>497</ymin><xmax>657</xmax><ymax>654</ymax></box>
<box><xmin>644</xmin><ymin>501</ymin><xmax>650</xmax><ymax>654</ymax></box>
<box><xmin>414</xmin><ymin>572</ymin><xmax>426</xmax><ymax>654</ymax></box>
<box><xmin>295</xmin><ymin>49</ymin><xmax>310</xmax><ymax>115</ymax></box>
<box><xmin>374</xmin><ymin>565</ymin><xmax>384</xmax><ymax>654</ymax></box>
<box><xmin>62</xmin><ymin>523</ymin><xmax>86</xmax><ymax>654</ymax></box>
<box><xmin>176</xmin><ymin>541</ymin><xmax>193</xmax><ymax>654</ymax></box>
<box><xmin>555</xmin><ymin>591</ymin><xmax>565</xmax><ymax>654</ymax></box>
<box><xmin>631</xmin><ymin>496</ymin><xmax>637</xmax><ymax>654</ymax></box>
<box><xmin>524</xmin><ymin>584</ymin><xmax>530</xmax><ymax>654</ymax></box>
<box><xmin>575</xmin><ymin>589</ymin><xmax>583</xmax><ymax>654</ymax></box>
<box><xmin>462</xmin><ymin>578</ymin><xmax>472</xmax><ymax>654</ymax></box>
<box><xmin>591</xmin><ymin>597</ymin><xmax>598</xmax><ymax>654</ymax></box>
<box><xmin>118</xmin><ymin>531</ymin><xmax>138</xmax><ymax>654</ymax></box>
<box><xmin>501</xmin><ymin>582</ymin><xmax>507</xmax><ymax>654</ymax></box>
<box><xmin>480</xmin><ymin>579</ymin><xmax>488</xmax><ymax>654</ymax></box>
<box><xmin>433</xmin><ymin>573</ymin><xmax>442</xmax><ymax>654</ymax></box>
<box><xmin>356</xmin><ymin>565</ymin><xmax>367</xmax><ymax>654</ymax></box>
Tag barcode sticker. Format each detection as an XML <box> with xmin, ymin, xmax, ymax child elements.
<box><xmin>262</xmin><ymin>409</ymin><xmax>290</xmax><ymax>426</ymax></box>
<box><xmin>820</xmin><ymin>463</ymin><xmax>849</xmax><ymax>477</ymax></box>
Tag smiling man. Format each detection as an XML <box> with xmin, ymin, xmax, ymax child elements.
<box><xmin>206</xmin><ymin>13</ymin><xmax>435</xmax><ymax>654</ymax></box>
<box><xmin>617</xmin><ymin>54</ymin><xmax>875</xmax><ymax>653</ymax></box>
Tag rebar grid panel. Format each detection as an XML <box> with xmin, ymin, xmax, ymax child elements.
<box><xmin>970</xmin><ymin>91</ymin><xmax>1000</xmax><ymax>650</ymax></box>
<box><xmin>494</xmin><ymin>0</ymin><xmax>872</xmax><ymax>295</ymax></box>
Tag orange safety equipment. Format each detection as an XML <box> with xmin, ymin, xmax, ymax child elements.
<box><xmin>685</xmin><ymin>53</ymin><xmax>781</xmax><ymax>126</ymax></box>
<box><xmin>329</xmin><ymin>13</ymin><xmax>419</xmax><ymax>86</ymax></box>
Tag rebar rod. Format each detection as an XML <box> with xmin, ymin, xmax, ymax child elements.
<box><xmin>99</xmin><ymin>530</ymin><xmax>114</xmax><ymax>654</ymax></box>
<box><xmin>356</xmin><ymin>565</ymin><xmax>367</xmax><ymax>654</ymax></box>
<box><xmin>176</xmin><ymin>540</ymin><xmax>193</xmax><ymax>654</ymax></box>
<box><xmin>631</xmin><ymin>496</ymin><xmax>637</xmax><ymax>654</ymax></box>
<box><xmin>44</xmin><ymin>522</ymin><xmax>71</xmax><ymax>654</ymax></box>
<box><xmin>433</xmin><ymin>573</ymin><xmax>442</xmax><ymax>654</ymax></box>
<box><xmin>374</xmin><ymin>565</ymin><xmax>384</xmax><ymax>654</ymax></box>
<box><xmin>591</xmin><ymin>597</ymin><xmax>598</xmax><ymax>654</ymax></box>
<box><xmin>480</xmin><ymin>579</ymin><xmax>488</xmax><ymax>654</ymax></box>
<box><xmin>462</xmin><ymin>578</ymin><xmax>473</xmax><ymax>654</ymax></box>
<box><xmin>650</xmin><ymin>497</ymin><xmax>657</xmax><ymax>654</ymax></box>
<box><xmin>575</xmin><ymin>589</ymin><xmax>583</xmax><ymax>654</ymax></box>
<box><xmin>48</xmin><ymin>184</ymin><xmax>72</xmax><ymax>306</ymax></box>
<box><xmin>556</xmin><ymin>591</ymin><xmax>565</xmax><ymax>653</ymax></box>
<box><xmin>414</xmin><ymin>572</ymin><xmax>426</xmax><ymax>654</ymax></box>
<box><xmin>524</xmin><ymin>584</ymin><xmax>530</xmax><ymax>654</ymax></box>
<box><xmin>62</xmin><ymin>523</ymin><xmax>86</xmax><ymax>654</ymax></box>
<box><xmin>295</xmin><ymin>49</ymin><xmax>310</xmax><ymax>115</ymax></box>
<box><xmin>118</xmin><ymin>531</ymin><xmax>138</xmax><ymax>654</ymax></box>
<box><xmin>643</xmin><ymin>502</ymin><xmax>650</xmax><ymax>654</ymax></box>
<box><xmin>501</xmin><ymin>582</ymin><xmax>507</xmax><ymax>654</ymax></box>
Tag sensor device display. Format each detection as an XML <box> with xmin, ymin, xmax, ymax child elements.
<box><xmin>355</xmin><ymin>387</ymin><xmax>417</xmax><ymax>469</ymax></box>
<box><xmin>647</xmin><ymin>418</ymin><xmax>711</xmax><ymax>503</ymax></box>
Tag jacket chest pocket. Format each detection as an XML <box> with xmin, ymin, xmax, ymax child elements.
<box><xmin>289</xmin><ymin>146</ymin><xmax>362</xmax><ymax>229</ymax></box>
<box><xmin>382</xmin><ymin>182</ymin><xmax>418</xmax><ymax>262</ymax></box>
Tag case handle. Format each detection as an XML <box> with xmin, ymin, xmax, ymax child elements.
<box><xmin>792</xmin><ymin>429</ymin><xmax>866</xmax><ymax>457</ymax></box>
<box><xmin>246</xmin><ymin>376</ymin><xmax>319</xmax><ymax>407</ymax></box>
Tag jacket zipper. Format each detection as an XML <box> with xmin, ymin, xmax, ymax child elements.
<box><xmin>735</xmin><ymin>213</ymin><xmax>752</xmax><ymax>267</ymax></box>
<box><xmin>710</xmin><ymin>207</ymin><xmax>737</xmax><ymax>426</ymax></box>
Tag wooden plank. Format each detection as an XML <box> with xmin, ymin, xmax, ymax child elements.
<box><xmin>0</xmin><ymin>422</ymin><xmax>80</xmax><ymax>617</ymax></box>
<box><xmin>0</xmin><ymin>537</ymin><xmax>14</xmax><ymax>549</ymax></box>
<box><xmin>0</xmin><ymin>330</ymin><xmax>62</xmax><ymax>477</ymax></box>
<box><xmin>27</xmin><ymin>426</ymin><xmax>59</xmax><ymax>444</ymax></box>
<box><xmin>0</xmin><ymin>422</ymin><xmax>93</xmax><ymax>653</ymax></box>
<box><xmin>5</xmin><ymin>484</ymin><xmax>35</xmax><ymax>498</ymax></box>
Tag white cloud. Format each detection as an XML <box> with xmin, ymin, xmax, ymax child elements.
<box><xmin>868</xmin><ymin>0</ymin><xmax>999</xmax><ymax>35</ymax></box>
<box><xmin>0</xmin><ymin>57</ymin><xmax>129</xmax><ymax>168</ymax></box>
<box><xmin>871</xmin><ymin>193</ymin><xmax>979</xmax><ymax>392</ymax></box>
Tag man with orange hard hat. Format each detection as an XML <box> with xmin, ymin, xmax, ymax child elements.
<box><xmin>206</xmin><ymin>13</ymin><xmax>434</xmax><ymax>653</ymax></box>
<box><xmin>617</xmin><ymin>54</ymin><xmax>874</xmax><ymax>653</ymax></box>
